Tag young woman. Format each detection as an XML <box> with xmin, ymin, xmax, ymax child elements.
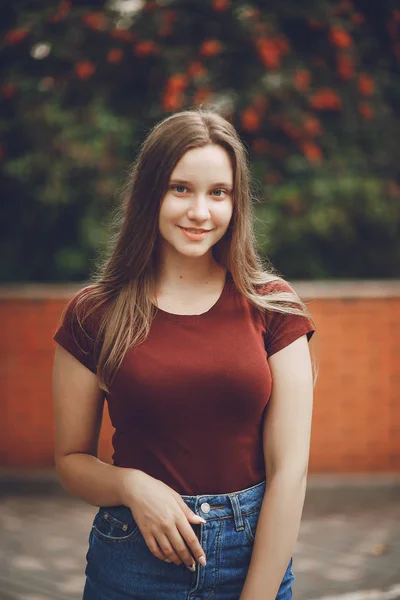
<box><xmin>52</xmin><ymin>108</ymin><xmax>316</xmax><ymax>600</ymax></box>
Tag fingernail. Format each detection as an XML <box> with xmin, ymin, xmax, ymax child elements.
<box><xmin>198</xmin><ymin>517</ymin><xmax>207</xmax><ymax>523</ymax></box>
<box><xmin>199</xmin><ymin>556</ymin><xmax>207</xmax><ymax>566</ymax></box>
<box><xmin>164</xmin><ymin>559</ymin><xmax>171</xmax><ymax>563</ymax></box>
<box><xmin>188</xmin><ymin>563</ymin><xmax>196</xmax><ymax>572</ymax></box>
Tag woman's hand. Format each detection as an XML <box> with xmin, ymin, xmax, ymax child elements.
<box><xmin>119</xmin><ymin>469</ymin><xmax>207</xmax><ymax>571</ymax></box>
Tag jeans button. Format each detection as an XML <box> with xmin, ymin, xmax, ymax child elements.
<box><xmin>200</xmin><ymin>502</ymin><xmax>211</xmax><ymax>513</ymax></box>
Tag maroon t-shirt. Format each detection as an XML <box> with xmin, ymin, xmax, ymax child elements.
<box><xmin>53</xmin><ymin>273</ymin><xmax>315</xmax><ymax>495</ymax></box>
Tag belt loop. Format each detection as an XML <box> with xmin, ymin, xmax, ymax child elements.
<box><xmin>229</xmin><ymin>493</ymin><xmax>245</xmax><ymax>532</ymax></box>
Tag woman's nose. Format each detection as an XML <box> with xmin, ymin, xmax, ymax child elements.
<box><xmin>188</xmin><ymin>197</ymin><xmax>210</xmax><ymax>220</ymax></box>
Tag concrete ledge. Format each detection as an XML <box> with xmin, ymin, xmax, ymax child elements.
<box><xmin>0</xmin><ymin>283</ymin><xmax>87</xmax><ymax>300</ymax></box>
<box><xmin>1</xmin><ymin>468</ymin><xmax>400</xmax><ymax>485</ymax></box>
<box><xmin>0</xmin><ymin>281</ymin><xmax>400</xmax><ymax>299</ymax></box>
<box><xmin>305</xmin><ymin>473</ymin><xmax>400</xmax><ymax>487</ymax></box>
<box><xmin>1</xmin><ymin>469</ymin><xmax>399</xmax><ymax>504</ymax></box>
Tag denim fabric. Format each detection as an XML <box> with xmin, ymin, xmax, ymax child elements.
<box><xmin>83</xmin><ymin>478</ymin><xmax>294</xmax><ymax>599</ymax></box>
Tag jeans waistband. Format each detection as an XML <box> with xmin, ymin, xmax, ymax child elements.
<box><xmin>180</xmin><ymin>479</ymin><xmax>266</xmax><ymax>533</ymax></box>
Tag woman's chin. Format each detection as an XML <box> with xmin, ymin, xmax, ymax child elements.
<box><xmin>169</xmin><ymin>241</ymin><xmax>212</xmax><ymax>258</ymax></box>
<box><xmin>179</xmin><ymin>248</ymin><xmax>211</xmax><ymax>258</ymax></box>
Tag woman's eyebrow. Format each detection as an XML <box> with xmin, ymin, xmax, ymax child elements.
<box><xmin>170</xmin><ymin>179</ymin><xmax>233</xmax><ymax>188</ymax></box>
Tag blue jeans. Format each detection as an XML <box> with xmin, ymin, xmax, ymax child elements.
<box><xmin>83</xmin><ymin>478</ymin><xmax>294</xmax><ymax>599</ymax></box>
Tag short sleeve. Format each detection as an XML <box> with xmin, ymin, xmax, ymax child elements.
<box><xmin>53</xmin><ymin>289</ymin><xmax>99</xmax><ymax>374</ymax></box>
<box><xmin>263</xmin><ymin>280</ymin><xmax>315</xmax><ymax>357</ymax></box>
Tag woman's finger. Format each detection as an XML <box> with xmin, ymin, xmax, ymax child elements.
<box><xmin>164</xmin><ymin>526</ymin><xmax>198</xmax><ymax>571</ymax></box>
<box><xmin>144</xmin><ymin>533</ymin><xmax>171</xmax><ymax>562</ymax></box>
<box><xmin>176</xmin><ymin>518</ymin><xmax>206</xmax><ymax>566</ymax></box>
<box><xmin>154</xmin><ymin>533</ymin><xmax>183</xmax><ymax>566</ymax></box>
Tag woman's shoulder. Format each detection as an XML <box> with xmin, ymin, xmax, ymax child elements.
<box><xmin>61</xmin><ymin>284</ymin><xmax>110</xmax><ymax>334</ymax></box>
<box><xmin>54</xmin><ymin>284</ymin><xmax>110</xmax><ymax>374</ymax></box>
<box><xmin>253</xmin><ymin>274</ymin><xmax>298</xmax><ymax>298</ymax></box>
<box><xmin>228</xmin><ymin>272</ymin><xmax>300</xmax><ymax>310</ymax></box>
<box><xmin>252</xmin><ymin>275</ymin><xmax>315</xmax><ymax>355</ymax></box>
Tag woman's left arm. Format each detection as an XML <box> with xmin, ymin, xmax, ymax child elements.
<box><xmin>239</xmin><ymin>334</ymin><xmax>314</xmax><ymax>600</ymax></box>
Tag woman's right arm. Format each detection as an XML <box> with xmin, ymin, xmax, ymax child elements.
<box><xmin>52</xmin><ymin>343</ymin><xmax>207</xmax><ymax>570</ymax></box>
<box><xmin>52</xmin><ymin>343</ymin><xmax>142</xmax><ymax>507</ymax></box>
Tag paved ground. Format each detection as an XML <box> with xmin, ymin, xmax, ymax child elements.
<box><xmin>0</xmin><ymin>473</ymin><xmax>399</xmax><ymax>600</ymax></box>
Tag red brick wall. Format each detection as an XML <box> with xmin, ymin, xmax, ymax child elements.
<box><xmin>1</xmin><ymin>282</ymin><xmax>399</xmax><ymax>472</ymax></box>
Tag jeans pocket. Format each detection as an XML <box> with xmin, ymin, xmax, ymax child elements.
<box><xmin>243</xmin><ymin>509</ymin><xmax>260</xmax><ymax>543</ymax></box>
<box><xmin>276</xmin><ymin>557</ymin><xmax>295</xmax><ymax>599</ymax></box>
<box><xmin>92</xmin><ymin>505</ymin><xmax>141</xmax><ymax>544</ymax></box>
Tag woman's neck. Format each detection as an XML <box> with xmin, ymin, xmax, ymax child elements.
<box><xmin>155</xmin><ymin>257</ymin><xmax>225</xmax><ymax>291</ymax></box>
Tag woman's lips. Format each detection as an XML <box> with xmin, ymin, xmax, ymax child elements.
<box><xmin>178</xmin><ymin>226</ymin><xmax>212</xmax><ymax>240</ymax></box>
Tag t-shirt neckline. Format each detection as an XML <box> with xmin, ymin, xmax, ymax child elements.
<box><xmin>154</xmin><ymin>271</ymin><xmax>232</xmax><ymax>322</ymax></box>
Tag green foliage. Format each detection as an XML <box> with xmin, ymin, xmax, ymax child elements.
<box><xmin>1</xmin><ymin>0</ymin><xmax>399</xmax><ymax>281</ymax></box>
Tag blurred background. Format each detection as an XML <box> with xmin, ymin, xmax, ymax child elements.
<box><xmin>0</xmin><ymin>1</ymin><xmax>399</xmax><ymax>599</ymax></box>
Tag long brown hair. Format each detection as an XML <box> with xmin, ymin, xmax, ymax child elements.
<box><xmin>66</xmin><ymin>107</ymin><xmax>317</xmax><ymax>392</ymax></box>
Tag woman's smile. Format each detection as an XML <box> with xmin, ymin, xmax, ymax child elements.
<box><xmin>178</xmin><ymin>226</ymin><xmax>213</xmax><ymax>241</ymax></box>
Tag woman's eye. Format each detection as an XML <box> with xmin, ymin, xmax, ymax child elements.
<box><xmin>170</xmin><ymin>185</ymin><xmax>229</xmax><ymax>197</ymax></box>
<box><xmin>213</xmin><ymin>189</ymin><xmax>227</xmax><ymax>197</ymax></box>
<box><xmin>171</xmin><ymin>185</ymin><xmax>188</xmax><ymax>193</ymax></box>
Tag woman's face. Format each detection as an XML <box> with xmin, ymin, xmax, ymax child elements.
<box><xmin>158</xmin><ymin>144</ymin><xmax>234</xmax><ymax>262</ymax></box>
